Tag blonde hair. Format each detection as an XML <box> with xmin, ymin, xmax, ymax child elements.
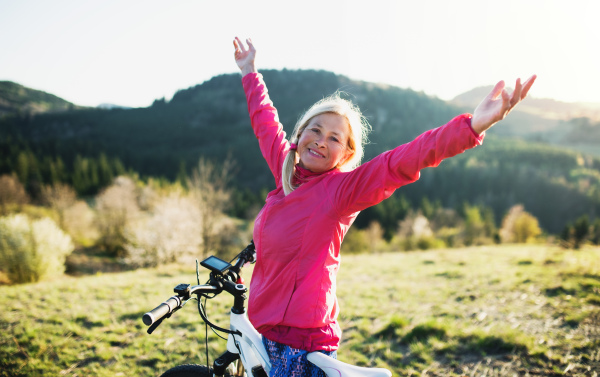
<box><xmin>282</xmin><ymin>93</ymin><xmax>371</xmax><ymax>195</ymax></box>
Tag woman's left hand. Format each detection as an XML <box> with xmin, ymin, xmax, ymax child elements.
<box><xmin>471</xmin><ymin>75</ymin><xmax>537</xmax><ymax>135</ymax></box>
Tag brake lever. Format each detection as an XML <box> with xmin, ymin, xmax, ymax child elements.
<box><xmin>146</xmin><ymin>306</ymin><xmax>181</xmax><ymax>334</ymax></box>
<box><xmin>147</xmin><ymin>317</ymin><xmax>164</xmax><ymax>334</ymax></box>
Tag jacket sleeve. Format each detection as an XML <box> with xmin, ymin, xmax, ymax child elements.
<box><xmin>332</xmin><ymin>114</ymin><xmax>484</xmax><ymax>216</ymax></box>
<box><xmin>242</xmin><ymin>73</ymin><xmax>290</xmax><ymax>187</ymax></box>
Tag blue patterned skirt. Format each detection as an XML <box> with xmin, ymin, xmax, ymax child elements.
<box><xmin>262</xmin><ymin>337</ymin><xmax>337</xmax><ymax>377</ymax></box>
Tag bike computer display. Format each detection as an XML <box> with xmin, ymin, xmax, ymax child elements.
<box><xmin>201</xmin><ymin>256</ymin><xmax>232</xmax><ymax>273</ymax></box>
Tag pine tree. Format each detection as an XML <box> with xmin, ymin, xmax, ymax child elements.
<box><xmin>573</xmin><ymin>215</ymin><xmax>589</xmax><ymax>249</ymax></box>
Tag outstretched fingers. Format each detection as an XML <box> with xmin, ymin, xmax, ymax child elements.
<box><xmin>520</xmin><ymin>74</ymin><xmax>537</xmax><ymax>99</ymax></box>
<box><xmin>509</xmin><ymin>78</ymin><xmax>522</xmax><ymax>108</ymax></box>
<box><xmin>472</xmin><ymin>74</ymin><xmax>536</xmax><ymax>134</ymax></box>
<box><xmin>507</xmin><ymin>74</ymin><xmax>537</xmax><ymax>111</ymax></box>
<box><xmin>234</xmin><ymin>36</ymin><xmax>247</xmax><ymax>53</ymax></box>
<box><xmin>489</xmin><ymin>80</ymin><xmax>506</xmax><ymax>100</ymax></box>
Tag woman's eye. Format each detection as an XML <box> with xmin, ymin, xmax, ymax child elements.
<box><xmin>311</xmin><ymin>128</ymin><xmax>320</xmax><ymax>134</ymax></box>
<box><xmin>330</xmin><ymin>137</ymin><xmax>339</xmax><ymax>143</ymax></box>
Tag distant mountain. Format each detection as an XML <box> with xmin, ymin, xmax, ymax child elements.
<box><xmin>451</xmin><ymin>86</ymin><xmax>600</xmax><ymax>153</ymax></box>
<box><xmin>0</xmin><ymin>81</ymin><xmax>83</xmax><ymax>118</ymax></box>
<box><xmin>451</xmin><ymin>86</ymin><xmax>600</xmax><ymax>121</ymax></box>
<box><xmin>97</xmin><ymin>103</ymin><xmax>132</xmax><ymax>110</ymax></box>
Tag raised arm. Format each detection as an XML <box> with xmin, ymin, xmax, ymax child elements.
<box><xmin>471</xmin><ymin>75</ymin><xmax>537</xmax><ymax>134</ymax></box>
<box><xmin>333</xmin><ymin>114</ymin><xmax>482</xmax><ymax>215</ymax></box>
<box><xmin>235</xmin><ymin>37</ymin><xmax>290</xmax><ymax>187</ymax></box>
<box><xmin>234</xmin><ymin>37</ymin><xmax>258</xmax><ymax>77</ymax></box>
<box><xmin>332</xmin><ymin>75</ymin><xmax>536</xmax><ymax>215</ymax></box>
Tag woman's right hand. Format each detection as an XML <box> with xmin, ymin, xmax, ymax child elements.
<box><xmin>233</xmin><ymin>37</ymin><xmax>257</xmax><ymax>76</ymax></box>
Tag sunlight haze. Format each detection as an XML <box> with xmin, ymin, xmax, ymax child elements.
<box><xmin>0</xmin><ymin>0</ymin><xmax>598</xmax><ymax>108</ymax></box>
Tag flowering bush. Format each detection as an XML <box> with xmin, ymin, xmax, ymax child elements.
<box><xmin>0</xmin><ymin>214</ymin><xmax>74</xmax><ymax>284</ymax></box>
<box><xmin>124</xmin><ymin>192</ymin><xmax>202</xmax><ymax>267</ymax></box>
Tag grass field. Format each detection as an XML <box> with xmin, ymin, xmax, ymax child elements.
<box><xmin>1</xmin><ymin>244</ymin><xmax>599</xmax><ymax>376</ymax></box>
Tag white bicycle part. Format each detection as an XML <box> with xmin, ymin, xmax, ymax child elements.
<box><xmin>227</xmin><ymin>311</ymin><xmax>271</xmax><ymax>374</ymax></box>
<box><xmin>307</xmin><ymin>352</ymin><xmax>392</xmax><ymax>377</ymax></box>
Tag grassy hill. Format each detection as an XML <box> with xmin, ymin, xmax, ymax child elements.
<box><xmin>0</xmin><ymin>81</ymin><xmax>82</xmax><ymax>118</ymax></box>
<box><xmin>0</xmin><ymin>245</ymin><xmax>598</xmax><ymax>376</ymax></box>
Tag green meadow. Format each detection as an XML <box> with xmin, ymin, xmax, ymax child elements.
<box><xmin>1</xmin><ymin>244</ymin><xmax>599</xmax><ymax>376</ymax></box>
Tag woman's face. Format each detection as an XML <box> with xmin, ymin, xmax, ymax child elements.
<box><xmin>297</xmin><ymin>113</ymin><xmax>351</xmax><ymax>173</ymax></box>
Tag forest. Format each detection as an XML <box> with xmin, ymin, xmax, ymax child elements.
<box><xmin>1</xmin><ymin>70</ymin><xmax>599</xmax><ymax>236</ymax></box>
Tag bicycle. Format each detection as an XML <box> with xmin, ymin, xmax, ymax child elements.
<box><xmin>143</xmin><ymin>241</ymin><xmax>392</xmax><ymax>377</ymax></box>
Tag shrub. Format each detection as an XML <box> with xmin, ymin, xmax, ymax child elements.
<box><xmin>395</xmin><ymin>211</ymin><xmax>443</xmax><ymax>250</ymax></box>
<box><xmin>513</xmin><ymin>212</ymin><xmax>542</xmax><ymax>243</ymax></box>
<box><xmin>62</xmin><ymin>200</ymin><xmax>99</xmax><ymax>247</ymax></box>
<box><xmin>398</xmin><ymin>211</ymin><xmax>433</xmax><ymax>239</ymax></box>
<box><xmin>499</xmin><ymin>205</ymin><xmax>542</xmax><ymax>243</ymax></box>
<box><xmin>124</xmin><ymin>191</ymin><xmax>202</xmax><ymax>267</ymax></box>
<box><xmin>416</xmin><ymin>236</ymin><xmax>445</xmax><ymax>250</ymax></box>
<box><xmin>392</xmin><ymin>235</ymin><xmax>445</xmax><ymax>251</ymax></box>
<box><xmin>341</xmin><ymin>226</ymin><xmax>370</xmax><ymax>254</ymax></box>
<box><xmin>462</xmin><ymin>205</ymin><xmax>485</xmax><ymax>246</ymax></box>
<box><xmin>572</xmin><ymin>215</ymin><xmax>590</xmax><ymax>249</ymax></box>
<box><xmin>342</xmin><ymin>222</ymin><xmax>390</xmax><ymax>254</ymax></box>
<box><xmin>435</xmin><ymin>226</ymin><xmax>463</xmax><ymax>248</ymax></box>
<box><xmin>95</xmin><ymin>176</ymin><xmax>141</xmax><ymax>256</ymax></box>
<box><xmin>365</xmin><ymin>221</ymin><xmax>386</xmax><ymax>253</ymax></box>
<box><xmin>0</xmin><ymin>214</ymin><xmax>74</xmax><ymax>284</ymax></box>
<box><xmin>187</xmin><ymin>157</ymin><xmax>233</xmax><ymax>256</ymax></box>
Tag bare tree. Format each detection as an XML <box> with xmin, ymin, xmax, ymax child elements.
<box><xmin>187</xmin><ymin>157</ymin><xmax>234</xmax><ymax>258</ymax></box>
<box><xmin>0</xmin><ymin>174</ymin><xmax>29</xmax><ymax>215</ymax></box>
<box><xmin>40</xmin><ymin>183</ymin><xmax>77</xmax><ymax>228</ymax></box>
<box><xmin>95</xmin><ymin>176</ymin><xmax>141</xmax><ymax>256</ymax></box>
<box><xmin>365</xmin><ymin>221</ymin><xmax>384</xmax><ymax>253</ymax></box>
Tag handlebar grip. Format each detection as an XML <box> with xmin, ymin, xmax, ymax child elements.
<box><xmin>143</xmin><ymin>296</ymin><xmax>181</xmax><ymax>326</ymax></box>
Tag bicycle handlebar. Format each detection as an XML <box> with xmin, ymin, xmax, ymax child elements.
<box><xmin>143</xmin><ymin>296</ymin><xmax>181</xmax><ymax>326</ymax></box>
<box><xmin>143</xmin><ymin>241</ymin><xmax>255</xmax><ymax>331</ymax></box>
<box><xmin>143</xmin><ymin>284</ymin><xmax>222</xmax><ymax>327</ymax></box>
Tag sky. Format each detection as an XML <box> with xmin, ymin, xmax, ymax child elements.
<box><xmin>1</xmin><ymin>0</ymin><xmax>599</xmax><ymax>108</ymax></box>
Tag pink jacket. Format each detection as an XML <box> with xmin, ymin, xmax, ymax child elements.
<box><xmin>242</xmin><ymin>73</ymin><xmax>484</xmax><ymax>351</ymax></box>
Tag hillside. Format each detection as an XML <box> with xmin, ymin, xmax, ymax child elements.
<box><xmin>0</xmin><ymin>69</ymin><xmax>463</xmax><ymax>189</ymax></box>
<box><xmin>0</xmin><ymin>81</ymin><xmax>82</xmax><ymax>117</ymax></box>
<box><xmin>1</xmin><ymin>70</ymin><xmax>599</xmax><ymax>233</ymax></box>
<box><xmin>1</xmin><ymin>245</ymin><xmax>598</xmax><ymax>376</ymax></box>
<box><xmin>452</xmin><ymin>86</ymin><xmax>600</xmax><ymax>121</ymax></box>
<box><xmin>451</xmin><ymin>86</ymin><xmax>600</xmax><ymax>154</ymax></box>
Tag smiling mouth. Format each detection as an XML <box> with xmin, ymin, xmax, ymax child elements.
<box><xmin>308</xmin><ymin>149</ymin><xmax>325</xmax><ymax>158</ymax></box>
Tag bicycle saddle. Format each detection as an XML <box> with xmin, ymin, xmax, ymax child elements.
<box><xmin>306</xmin><ymin>352</ymin><xmax>392</xmax><ymax>377</ymax></box>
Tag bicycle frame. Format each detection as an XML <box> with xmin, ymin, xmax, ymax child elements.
<box><xmin>226</xmin><ymin>308</ymin><xmax>392</xmax><ymax>377</ymax></box>
<box><xmin>227</xmin><ymin>311</ymin><xmax>271</xmax><ymax>375</ymax></box>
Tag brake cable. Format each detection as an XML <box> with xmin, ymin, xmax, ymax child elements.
<box><xmin>195</xmin><ymin>258</ymin><xmax>244</xmax><ymax>369</ymax></box>
<box><xmin>194</xmin><ymin>249</ymin><xmax>251</xmax><ymax>370</ymax></box>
